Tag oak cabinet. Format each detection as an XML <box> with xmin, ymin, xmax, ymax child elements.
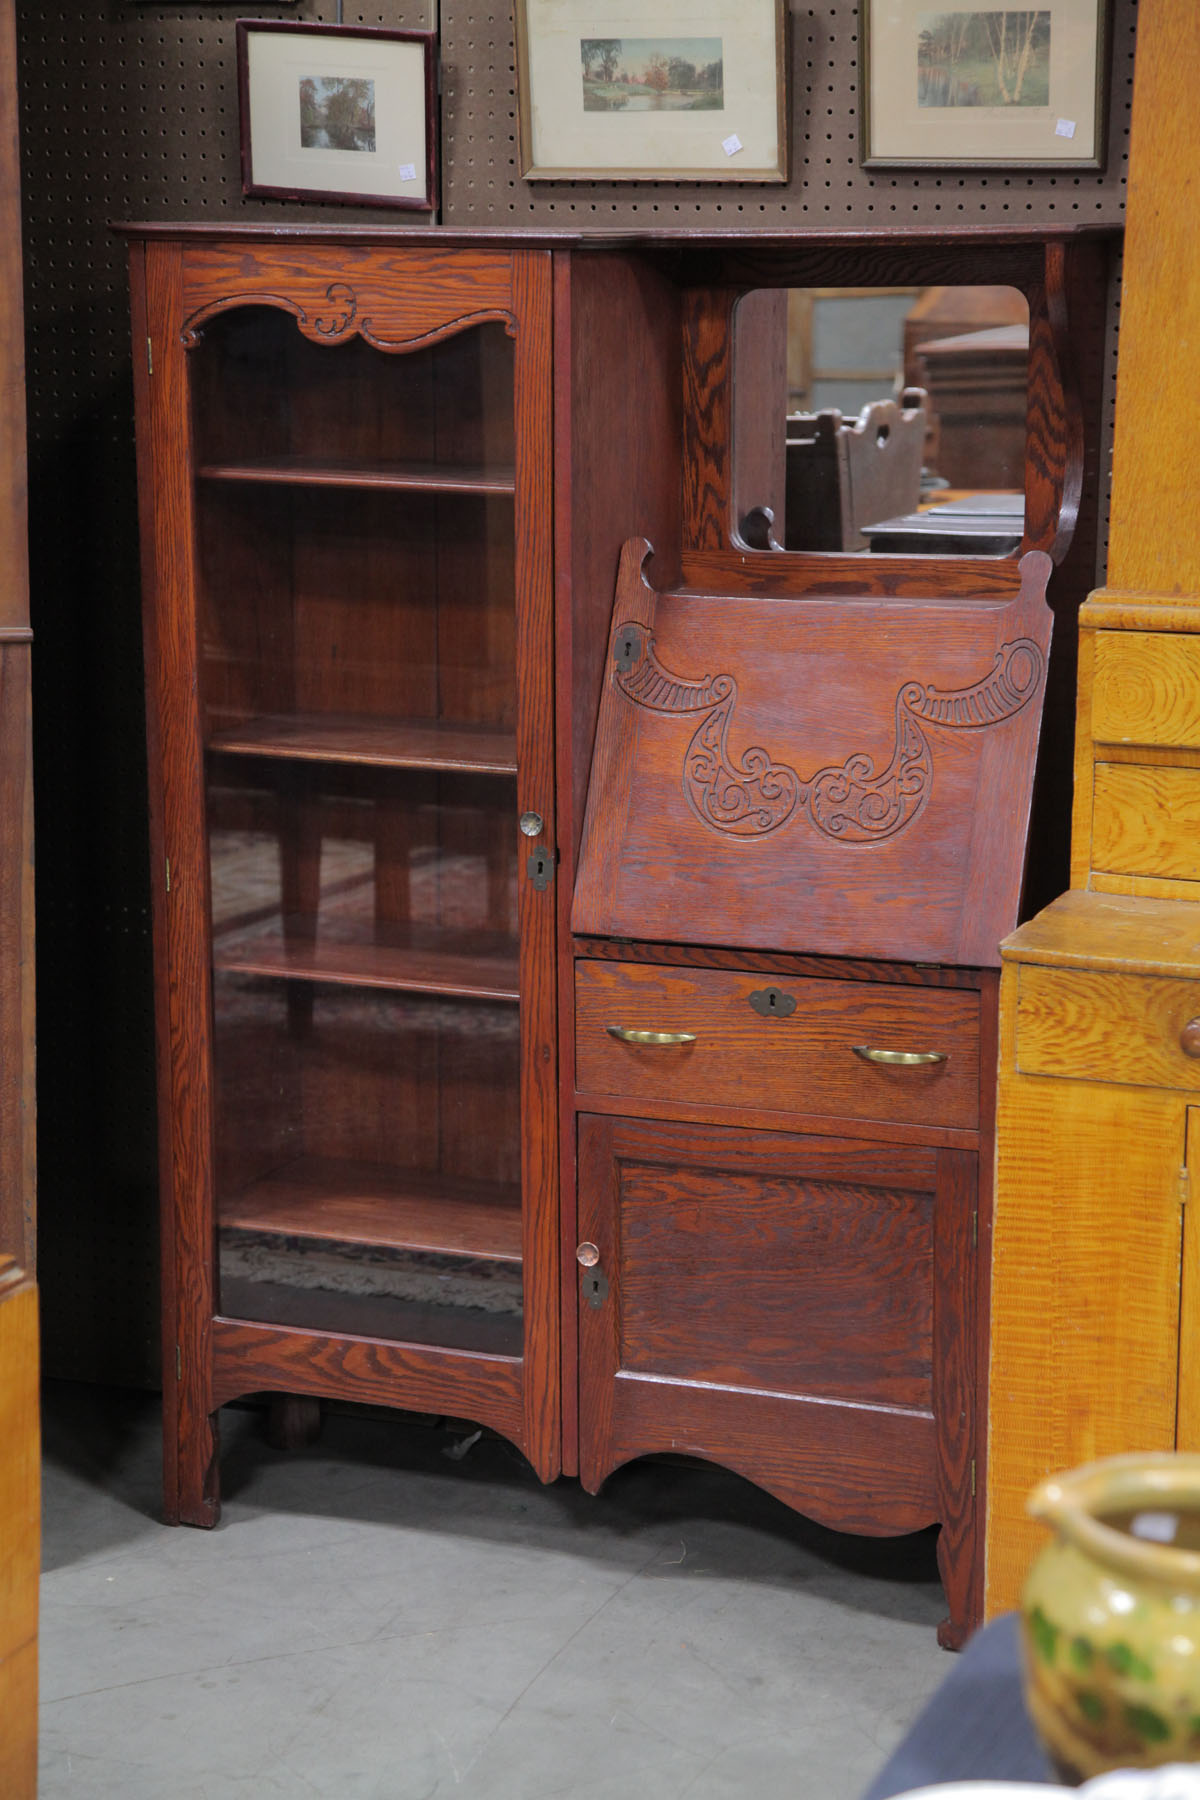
<box><xmin>128</xmin><ymin>226</ymin><xmax>1102</xmax><ymax>1642</ymax></box>
<box><xmin>129</xmin><ymin>233</ymin><xmax>558</xmax><ymax>1520</ymax></box>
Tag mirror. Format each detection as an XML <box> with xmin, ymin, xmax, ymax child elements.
<box><xmin>738</xmin><ymin>284</ymin><xmax>1030</xmax><ymax>557</ymax></box>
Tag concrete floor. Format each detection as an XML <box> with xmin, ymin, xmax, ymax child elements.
<box><xmin>39</xmin><ymin>1383</ymin><xmax>951</xmax><ymax>1799</ymax></box>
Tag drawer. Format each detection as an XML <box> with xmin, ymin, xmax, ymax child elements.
<box><xmin>1092</xmin><ymin>631</ymin><xmax>1200</xmax><ymax>748</ymax></box>
<box><xmin>575</xmin><ymin>960</ymin><xmax>980</xmax><ymax>1130</ymax></box>
<box><xmin>1092</xmin><ymin>763</ymin><xmax>1200</xmax><ymax>883</ymax></box>
<box><xmin>1016</xmin><ymin>963</ymin><xmax>1200</xmax><ymax>1091</ymax></box>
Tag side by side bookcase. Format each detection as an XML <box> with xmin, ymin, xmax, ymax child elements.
<box><xmin>126</xmin><ymin>223</ymin><xmax>1111</xmax><ymax>1643</ymax></box>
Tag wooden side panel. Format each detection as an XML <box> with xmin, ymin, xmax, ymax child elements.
<box><xmin>1177</xmin><ymin>1107</ymin><xmax>1200</xmax><ymax>1452</ymax></box>
<box><xmin>1107</xmin><ymin>4</ymin><xmax>1200</xmax><ymax>599</ymax></box>
<box><xmin>138</xmin><ymin>240</ymin><xmax>223</xmax><ymax>1527</ymax></box>
<box><xmin>0</xmin><ymin>1269</ymin><xmax>38</xmax><ymax>1800</ymax></box>
<box><xmin>986</xmin><ymin>966</ymin><xmax>1187</xmax><ymax>1616</ymax></box>
<box><xmin>0</xmin><ymin>646</ymin><xmax>34</xmax><ymax>1274</ymax></box>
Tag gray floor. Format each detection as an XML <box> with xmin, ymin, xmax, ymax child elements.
<box><xmin>39</xmin><ymin>1384</ymin><xmax>951</xmax><ymax>1799</ymax></box>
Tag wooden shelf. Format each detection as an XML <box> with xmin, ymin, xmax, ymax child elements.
<box><xmin>197</xmin><ymin>456</ymin><xmax>516</xmax><ymax>496</ymax></box>
<box><xmin>219</xmin><ymin>1156</ymin><xmax>523</xmax><ymax>1263</ymax></box>
<box><xmin>208</xmin><ymin>713</ymin><xmax>518</xmax><ymax>774</ymax></box>
<box><xmin>213</xmin><ymin>925</ymin><xmax>520</xmax><ymax>1000</ymax></box>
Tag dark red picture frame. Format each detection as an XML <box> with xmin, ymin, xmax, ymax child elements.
<box><xmin>236</xmin><ymin>21</ymin><xmax>438</xmax><ymax>211</ymax></box>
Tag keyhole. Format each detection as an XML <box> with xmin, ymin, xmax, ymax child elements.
<box><xmin>768</xmin><ymin>991</ymin><xmax>778</xmax><ymax>1010</ymax></box>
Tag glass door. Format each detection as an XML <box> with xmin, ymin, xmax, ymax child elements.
<box><xmin>191</xmin><ymin>310</ymin><xmax>526</xmax><ymax>1356</ymax></box>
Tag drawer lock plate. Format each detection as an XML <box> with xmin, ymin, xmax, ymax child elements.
<box><xmin>749</xmin><ymin>986</ymin><xmax>797</xmax><ymax>1019</ymax></box>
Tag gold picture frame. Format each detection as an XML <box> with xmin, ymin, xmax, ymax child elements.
<box><xmin>861</xmin><ymin>1</ymin><xmax>1110</xmax><ymax>169</ymax></box>
<box><xmin>515</xmin><ymin>0</ymin><xmax>788</xmax><ymax>182</ymax></box>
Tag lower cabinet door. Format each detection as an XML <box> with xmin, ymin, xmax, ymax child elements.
<box><xmin>576</xmin><ymin>1113</ymin><xmax>979</xmax><ymax>1643</ymax></box>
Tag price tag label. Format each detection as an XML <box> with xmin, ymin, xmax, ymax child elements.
<box><xmin>722</xmin><ymin>133</ymin><xmax>743</xmax><ymax>157</ymax></box>
<box><xmin>1054</xmin><ymin>119</ymin><xmax>1076</xmax><ymax>139</ymax></box>
<box><xmin>398</xmin><ymin>162</ymin><xmax>417</xmax><ymax>181</ymax></box>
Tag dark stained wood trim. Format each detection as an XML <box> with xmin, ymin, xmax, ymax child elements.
<box><xmin>513</xmin><ymin>248</ymin><xmax>561</xmax><ymax>1482</ymax></box>
<box><xmin>211</xmin><ymin>1316</ymin><xmax>524</xmax><ymax>1435</ymax></box>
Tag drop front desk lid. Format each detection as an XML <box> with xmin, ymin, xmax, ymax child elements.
<box><xmin>571</xmin><ymin>539</ymin><xmax>1054</xmax><ymax>968</ymax></box>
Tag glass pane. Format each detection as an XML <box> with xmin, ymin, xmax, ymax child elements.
<box><xmin>189</xmin><ymin>310</ymin><xmax>523</xmax><ymax>1355</ymax></box>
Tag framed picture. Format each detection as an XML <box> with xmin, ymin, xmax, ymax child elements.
<box><xmin>236</xmin><ymin>22</ymin><xmax>436</xmax><ymax>209</ymax></box>
<box><xmin>861</xmin><ymin>2</ymin><xmax>1109</xmax><ymax>169</ymax></box>
<box><xmin>515</xmin><ymin>0</ymin><xmax>787</xmax><ymax>182</ymax></box>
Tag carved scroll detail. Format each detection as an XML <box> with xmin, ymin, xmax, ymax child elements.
<box><xmin>179</xmin><ymin>287</ymin><xmax>517</xmax><ymax>352</ymax></box>
<box><xmin>612</xmin><ymin>624</ymin><xmax>1045</xmax><ymax>845</ymax></box>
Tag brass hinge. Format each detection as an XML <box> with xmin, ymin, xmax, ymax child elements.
<box><xmin>971</xmin><ymin>1458</ymin><xmax>976</xmax><ymax>1498</ymax></box>
<box><xmin>147</xmin><ymin>336</ymin><xmax>154</xmax><ymax>376</ymax></box>
<box><xmin>1181</xmin><ymin>1166</ymin><xmax>1191</xmax><ymax>1207</ymax></box>
<box><xmin>165</xmin><ymin>857</ymin><xmax>171</xmax><ymax>893</ymax></box>
<box><xmin>176</xmin><ymin>1344</ymin><xmax>182</xmax><ymax>1381</ymax></box>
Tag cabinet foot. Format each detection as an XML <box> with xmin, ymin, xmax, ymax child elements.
<box><xmin>936</xmin><ymin>1517</ymin><xmax>979</xmax><ymax>1651</ymax></box>
<box><xmin>174</xmin><ymin>1411</ymin><xmax>222</xmax><ymax>1528</ymax></box>
<box><xmin>266</xmin><ymin>1392</ymin><xmax>323</xmax><ymax>1452</ymax></box>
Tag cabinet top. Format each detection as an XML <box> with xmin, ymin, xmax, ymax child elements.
<box><xmin>116</xmin><ymin>220</ymin><xmax>1117</xmax><ymax>251</ymax></box>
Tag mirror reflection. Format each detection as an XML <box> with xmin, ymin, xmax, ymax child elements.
<box><xmin>748</xmin><ymin>285</ymin><xmax>1030</xmax><ymax>556</ymax></box>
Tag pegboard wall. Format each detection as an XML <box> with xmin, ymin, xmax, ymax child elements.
<box><xmin>15</xmin><ymin>0</ymin><xmax>1136</xmax><ymax>1385</ymax></box>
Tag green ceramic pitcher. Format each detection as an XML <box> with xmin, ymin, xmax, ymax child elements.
<box><xmin>1021</xmin><ymin>1454</ymin><xmax>1200</xmax><ymax>1781</ymax></box>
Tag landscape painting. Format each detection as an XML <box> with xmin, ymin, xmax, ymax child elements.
<box><xmin>299</xmin><ymin>75</ymin><xmax>377</xmax><ymax>150</ymax></box>
<box><xmin>580</xmin><ymin>37</ymin><xmax>724</xmax><ymax>112</ymax></box>
<box><xmin>917</xmin><ymin>11</ymin><xmax>1051</xmax><ymax>107</ymax></box>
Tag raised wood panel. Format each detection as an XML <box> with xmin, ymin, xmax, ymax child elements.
<box><xmin>1092</xmin><ymin>631</ymin><xmax>1200</xmax><ymax>748</ymax></box>
<box><xmin>1016</xmin><ymin>964</ymin><xmax>1200</xmax><ymax>1091</ymax></box>
<box><xmin>986</xmin><ymin>1001</ymin><xmax>1187</xmax><ymax>1616</ymax></box>
<box><xmin>575</xmin><ymin>960</ymin><xmax>980</xmax><ymax>1130</ymax></box>
<box><xmin>1092</xmin><ymin>763</ymin><xmax>1200</xmax><ymax>881</ymax></box>
<box><xmin>576</xmin><ymin>1114</ymin><xmax>979</xmax><ymax>1643</ymax></box>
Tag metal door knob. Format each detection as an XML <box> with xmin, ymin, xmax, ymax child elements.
<box><xmin>1181</xmin><ymin>1019</ymin><xmax>1200</xmax><ymax>1058</ymax></box>
<box><xmin>576</xmin><ymin>1241</ymin><xmax>600</xmax><ymax>1267</ymax></box>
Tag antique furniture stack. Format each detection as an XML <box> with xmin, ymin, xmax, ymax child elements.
<box><xmin>986</xmin><ymin>0</ymin><xmax>1200</xmax><ymax>1615</ymax></box>
<box><xmin>126</xmin><ymin>222</ymin><xmax>1110</xmax><ymax>1645</ymax></box>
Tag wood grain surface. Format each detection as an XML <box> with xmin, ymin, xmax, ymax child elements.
<box><xmin>575</xmin><ymin>1113</ymin><xmax>979</xmax><ymax>1638</ymax></box>
<box><xmin>0</xmin><ymin>1266</ymin><xmax>37</xmax><ymax>1800</ymax></box>
<box><xmin>1016</xmin><ymin>964</ymin><xmax>1200</xmax><ymax>1091</ymax></box>
<box><xmin>986</xmin><ymin>967</ymin><xmax>1188</xmax><ymax>1615</ymax></box>
<box><xmin>219</xmin><ymin>1156</ymin><xmax>523</xmax><ymax>1261</ymax></box>
<box><xmin>572</xmin><ymin>539</ymin><xmax>1054</xmax><ymax>966</ymax></box>
<box><xmin>1092</xmin><ymin>631</ymin><xmax>1200</xmax><ymax>748</ymax></box>
<box><xmin>575</xmin><ymin>960</ymin><xmax>980</xmax><ymax>1130</ymax></box>
<box><xmin>1106</xmin><ymin>4</ymin><xmax>1200</xmax><ymax>599</ymax></box>
<box><xmin>1092</xmin><ymin>763</ymin><xmax>1200</xmax><ymax>883</ymax></box>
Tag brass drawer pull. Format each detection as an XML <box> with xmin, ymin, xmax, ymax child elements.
<box><xmin>606</xmin><ymin>1026</ymin><xmax>698</xmax><ymax>1046</ymax></box>
<box><xmin>852</xmin><ymin>1044</ymin><xmax>949</xmax><ymax>1067</ymax></box>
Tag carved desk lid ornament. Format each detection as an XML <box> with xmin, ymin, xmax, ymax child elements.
<box><xmin>572</xmin><ymin>538</ymin><xmax>1053</xmax><ymax>967</ymax></box>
